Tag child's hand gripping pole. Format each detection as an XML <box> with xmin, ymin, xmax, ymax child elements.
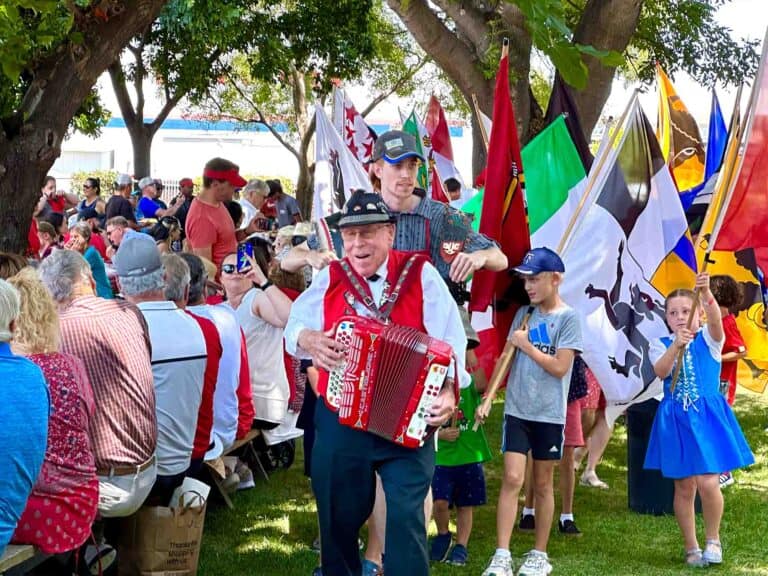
<box><xmin>473</xmin><ymin>306</ymin><xmax>534</xmax><ymax>431</ymax></box>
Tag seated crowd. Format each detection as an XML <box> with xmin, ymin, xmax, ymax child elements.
<box><xmin>0</xmin><ymin>159</ymin><xmax>305</xmax><ymax>571</ymax></box>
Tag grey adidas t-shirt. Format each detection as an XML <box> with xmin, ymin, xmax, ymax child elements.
<box><xmin>503</xmin><ymin>304</ymin><xmax>583</xmax><ymax>425</ymax></box>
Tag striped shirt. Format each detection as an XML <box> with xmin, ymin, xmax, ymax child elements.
<box><xmin>58</xmin><ymin>296</ymin><xmax>156</xmax><ymax>470</ymax></box>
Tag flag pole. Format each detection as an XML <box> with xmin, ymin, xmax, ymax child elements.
<box><xmin>330</xmin><ymin>85</ymin><xmax>339</xmax><ymax>128</ymax></box>
<box><xmin>558</xmin><ymin>90</ymin><xmax>638</xmax><ymax>255</ymax></box>
<box><xmin>472</xmin><ymin>93</ymin><xmax>490</xmax><ymax>152</ymax></box>
<box><xmin>670</xmin><ymin>81</ymin><xmax>756</xmax><ymax>392</ymax></box>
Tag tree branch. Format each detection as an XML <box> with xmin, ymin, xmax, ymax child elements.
<box><xmin>431</xmin><ymin>0</ymin><xmax>492</xmax><ymax>57</ymax></box>
<box><xmin>386</xmin><ymin>0</ymin><xmax>492</xmax><ymax>109</ymax></box>
<box><xmin>225</xmin><ymin>78</ymin><xmax>302</xmax><ymax>162</ymax></box>
<box><xmin>151</xmin><ymin>50</ymin><xmax>223</xmax><ymax>134</ymax></box>
<box><xmin>108</xmin><ymin>59</ymin><xmax>138</xmax><ymax>127</ymax></box>
<box><xmin>130</xmin><ymin>43</ymin><xmax>146</xmax><ymax>125</ymax></box>
<box><xmin>360</xmin><ymin>55</ymin><xmax>430</xmax><ymax>117</ymax></box>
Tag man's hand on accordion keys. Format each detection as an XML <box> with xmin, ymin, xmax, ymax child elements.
<box><xmin>297</xmin><ymin>328</ymin><xmax>345</xmax><ymax>371</ymax></box>
<box><xmin>425</xmin><ymin>384</ymin><xmax>457</xmax><ymax>428</ymax></box>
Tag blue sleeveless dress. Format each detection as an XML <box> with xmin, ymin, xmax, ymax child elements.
<box><xmin>644</xmin><ymin>329</ymin><xmax>754</xmax><ymax>479</ymax></box>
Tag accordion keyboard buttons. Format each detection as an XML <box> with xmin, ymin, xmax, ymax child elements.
<box><xmin>328</xmin><ymin>320</ymin><xmax>355</xmax><ymax>408</ymax></box>
<box><xmin>406</xmin><ymin>365</ymin><xmax>448</xmax><ymax>442</ymax></box>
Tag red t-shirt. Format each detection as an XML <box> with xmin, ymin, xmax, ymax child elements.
<box><xmin>27</xmin><ymin>219</ymin><xmax>41</xmax><ymax>258</ymax></box>
<box><xmin>185</xmin><ymin>199</ymin><xmax>237</xmax><ymax>275</ymax></box>
<box><xmin>47</xmin><ymin>196</ymin><xmax>66</xmax><ymax>213</ymax></box>
<box><xmin>90</xmin><ymin>232</ymin><xmax>108</xmax><ymax>260</ymax></box>
<box><xmin>721</xmin><ymin>313</ymin><xmax>746</xmax><ymax>405</ymax></box>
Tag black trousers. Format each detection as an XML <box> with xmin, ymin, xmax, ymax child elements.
<box><xmin>312</xmin><ymin>401</ymin><xmax>434</xmax><ymax>576</ymax></box>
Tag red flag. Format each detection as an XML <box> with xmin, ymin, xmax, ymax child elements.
<box><xmin>469</xmin><ymin>53</ymin><xmax>531</xmax><ymax>349</ymax></box>
<box><xmin>425</xmin><ymin>96</ymin><xmax>453</xmax><ymax>202</ymax></box>
<box><xmin>713</xmin><ymin>38</ymin><xmax>768</xmax><ymax>271</ymax></box>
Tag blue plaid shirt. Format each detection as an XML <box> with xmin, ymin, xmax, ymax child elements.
<box><xmin>310</xmin><ymin>197</ymin><xmax>497</xmax><ymax>285</ymax></box>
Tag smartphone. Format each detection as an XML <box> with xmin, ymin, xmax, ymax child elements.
<box><xmin>236</xmin><ymin>241</ymin><xmax>254</xmax><ymax>273</ymax></box>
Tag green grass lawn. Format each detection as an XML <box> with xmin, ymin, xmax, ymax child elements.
<box><xmin>199</xmin><ymin>393</ymin><xmax>768</xmax><ymax>576</ymax></box>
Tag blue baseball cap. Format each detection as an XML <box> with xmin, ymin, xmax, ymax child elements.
<box><xmin>513</xmin><ymin>247</ymin><xmax>565</xmax><ymax>275</ymax></box>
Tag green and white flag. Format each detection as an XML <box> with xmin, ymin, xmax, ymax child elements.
<box><xmin>460</xmin><ymin>115</ymin><xmax>586</xmax><ymax>239</ymax></box>
<box><xmin>524</xmin><ymin>115</ymin><xmax>588</xmax><ymax>249</ymax></box>
<box><xmin>400</xmin><ymin>109</ymin><xmax>431</xmax><ymax>192</ymax></box>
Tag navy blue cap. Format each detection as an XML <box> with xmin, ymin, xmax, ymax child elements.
<box><xmin>513</xmin><ymin>247</ymin><xmax>565</xmax><ymax>275</ymax></box>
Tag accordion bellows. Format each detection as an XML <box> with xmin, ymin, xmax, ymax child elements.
<box><xmin>327</xmin><ymin>315</ymin><xmax>452</xmax><ymax>448</ymax></box>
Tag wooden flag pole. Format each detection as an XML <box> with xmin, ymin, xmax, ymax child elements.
<box><xmin>669</xmin><ymin>83</ymin><xmax>754</xmax><ymax>393</ymax></box>
<box><xmin>559</xmin><ymin>91</ymin><xmax>638</xmax><ymax>257</ymax></box>
<box><xmin>474</xmin><ymin>306</ymin><xmax>534</xmax><ymax>430</ymax></box>
<box><xmin>471</xmin><ymin>93</ymin><xmax>490</xmax><ymax>152</ymax></box>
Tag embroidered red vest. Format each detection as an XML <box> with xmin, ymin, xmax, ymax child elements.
<box><xmin>317</xmin><ymin>250</ymin><xmax>428</xmax><ymax>403</ymax></box>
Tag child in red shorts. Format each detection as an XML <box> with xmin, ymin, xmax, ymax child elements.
<box><xmin>710</xmin><ymin>275</ymin><xmax>747</xmax><ymax>488</ymax></box>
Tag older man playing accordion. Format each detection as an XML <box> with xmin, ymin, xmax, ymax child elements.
<box><xmin>285</xmin><ymin>190</ymin><xmax>469</xmax><ymax>576</ymax></box>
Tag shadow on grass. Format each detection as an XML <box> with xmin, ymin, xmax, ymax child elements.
<box><xmin>200</xmin><ymin>392</ymin><xmax>768</xmax><ymax>576</ymax></box>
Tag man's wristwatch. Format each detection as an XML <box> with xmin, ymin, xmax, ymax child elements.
<box><xmin>259</xmin><ymin>280</ymin><xmax>274</xmax><ymax>291</ymax></box>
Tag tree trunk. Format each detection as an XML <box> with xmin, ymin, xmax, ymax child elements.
<box><xmin>570</xmin><ymin>0</ymin><xmax>643</xmax><ymax>139</ymax></box>
<box><xmin>386</xmin><ymin>0</ymin><xmax>533</xmax><ymax>182</ymax></box>
<box><xmin>0</xmin><ymin>1</ymin><xmax>167</xmax><ymax>254</ymax></box>
<box><xmin>129</xmin><ymin>125</ymin><xmax>156</xmax><ymax>179</ymax></box>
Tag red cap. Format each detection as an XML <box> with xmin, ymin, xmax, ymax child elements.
<box><xmin>179</xmin><ymin>178</ymin><xmax>194</xmax><ymax>187</ymax></box>
<box><xmin>203</xmin><ymin>168</ymin><xmax>247</xmax><ymax>188</ymax></box>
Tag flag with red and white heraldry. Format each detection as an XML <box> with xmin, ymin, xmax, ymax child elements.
<box><xmin>333</xmin><ymin>88</ymin><xmax>377</xmax><ymax>165</ymax></box>
<box><xmin>425</xmin><ymin>96</ymin><xmax>463</xmax><ymax>202</ymax></box>
<box><xmin>313</xmin><ymin>104</ymin><xmax>371</xmax><ymax>221</ymax></box>
<box><xmin>557</xmin><ymin>94</ymin><xmax>691</xmax><ymax>422</ymax></box>
<box><xmin>469</xmin><ymin>53</ymin><xmax>531</xmax><ymax>353</ymax></box>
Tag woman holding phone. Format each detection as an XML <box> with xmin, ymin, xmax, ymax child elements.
<box><xmin>221</xmin><ymin>237</ymin><xmax>294</xmax><ymax>438</ymax></box>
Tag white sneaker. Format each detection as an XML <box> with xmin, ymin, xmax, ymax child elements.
<box><xmin>517</xmin><ymin>551</ymin><xmax>552</xmax><ymax>576</ymax></box>
<box><xmin>481</xmin><ymin>552</ymin><xmax>514</xmax><ymax>576</ymax></box>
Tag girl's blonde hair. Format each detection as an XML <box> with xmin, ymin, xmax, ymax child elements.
<box><xmin>666</xmin><ymin>288</ymin><xmax>697</xmax><ymax>307</ymax></box>
<box><xmin>8</xmin><ymin>268</ymin><xmax>60</xmax><ymax>354</ymax></box>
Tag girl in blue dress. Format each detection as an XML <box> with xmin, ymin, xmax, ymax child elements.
<box><xmin>645</xmin><ymin>272</ymin><xmax>754</xmax><ymax>568</ymax></box>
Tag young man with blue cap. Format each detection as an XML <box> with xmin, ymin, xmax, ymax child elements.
<box><xmin>478</xmin><ymin>247</ymin><xmax>583</xmax><ymax>576</ymax></box>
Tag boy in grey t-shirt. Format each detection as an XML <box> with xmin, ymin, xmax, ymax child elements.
<box><xmin>480</xmin><ymin>247</ymin><xmax>582</xmax><ymax>576</ymax></box>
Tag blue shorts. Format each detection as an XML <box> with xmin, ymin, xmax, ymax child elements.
<box><xmin>502</xmin><ymin>414</ymin><xmax>564</xmax><ymax>460</ymax></box>
<box><xmin>431</xmin><ymin>462</ymin><xmax>486</xmax><ymax>508</ymax></box>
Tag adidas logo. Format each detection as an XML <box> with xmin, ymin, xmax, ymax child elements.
<box><xmin>549</xmin><ymin>445</ymin><xmax>559</xmax><ymax>453</ymax></box>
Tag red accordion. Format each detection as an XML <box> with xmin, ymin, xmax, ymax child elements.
<box><xmin>325</xmin><ymin>315</ymin><xmax>454</xmax><ymax>448</ymax></box>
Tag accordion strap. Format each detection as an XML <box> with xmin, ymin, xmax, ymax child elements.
<box><xmin>339</xmin><ymin>254</ymin><xmax>421</xmax><ymax>322</ymax></box>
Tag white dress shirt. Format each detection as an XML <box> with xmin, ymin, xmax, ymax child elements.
<box><xmin>238</xmin><ymin>198</ymin><xmax>259</xmax><ymax>230</ymax></box>
<box><xmin>284</xmin><ymin>258</ymin><xmax>471</xmax><ymax>389</ymax></box>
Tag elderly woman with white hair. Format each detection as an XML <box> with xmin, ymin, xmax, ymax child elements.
<box><xmin>0</xmin><ymin>278</ymin><xmax>50</xmax><ymax>556</ymax></box>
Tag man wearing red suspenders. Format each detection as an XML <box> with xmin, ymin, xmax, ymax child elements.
<box><xmin>285</xmin><ymin>191</ymin><xmax>470</xmax><ymax>576</ymax></box>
